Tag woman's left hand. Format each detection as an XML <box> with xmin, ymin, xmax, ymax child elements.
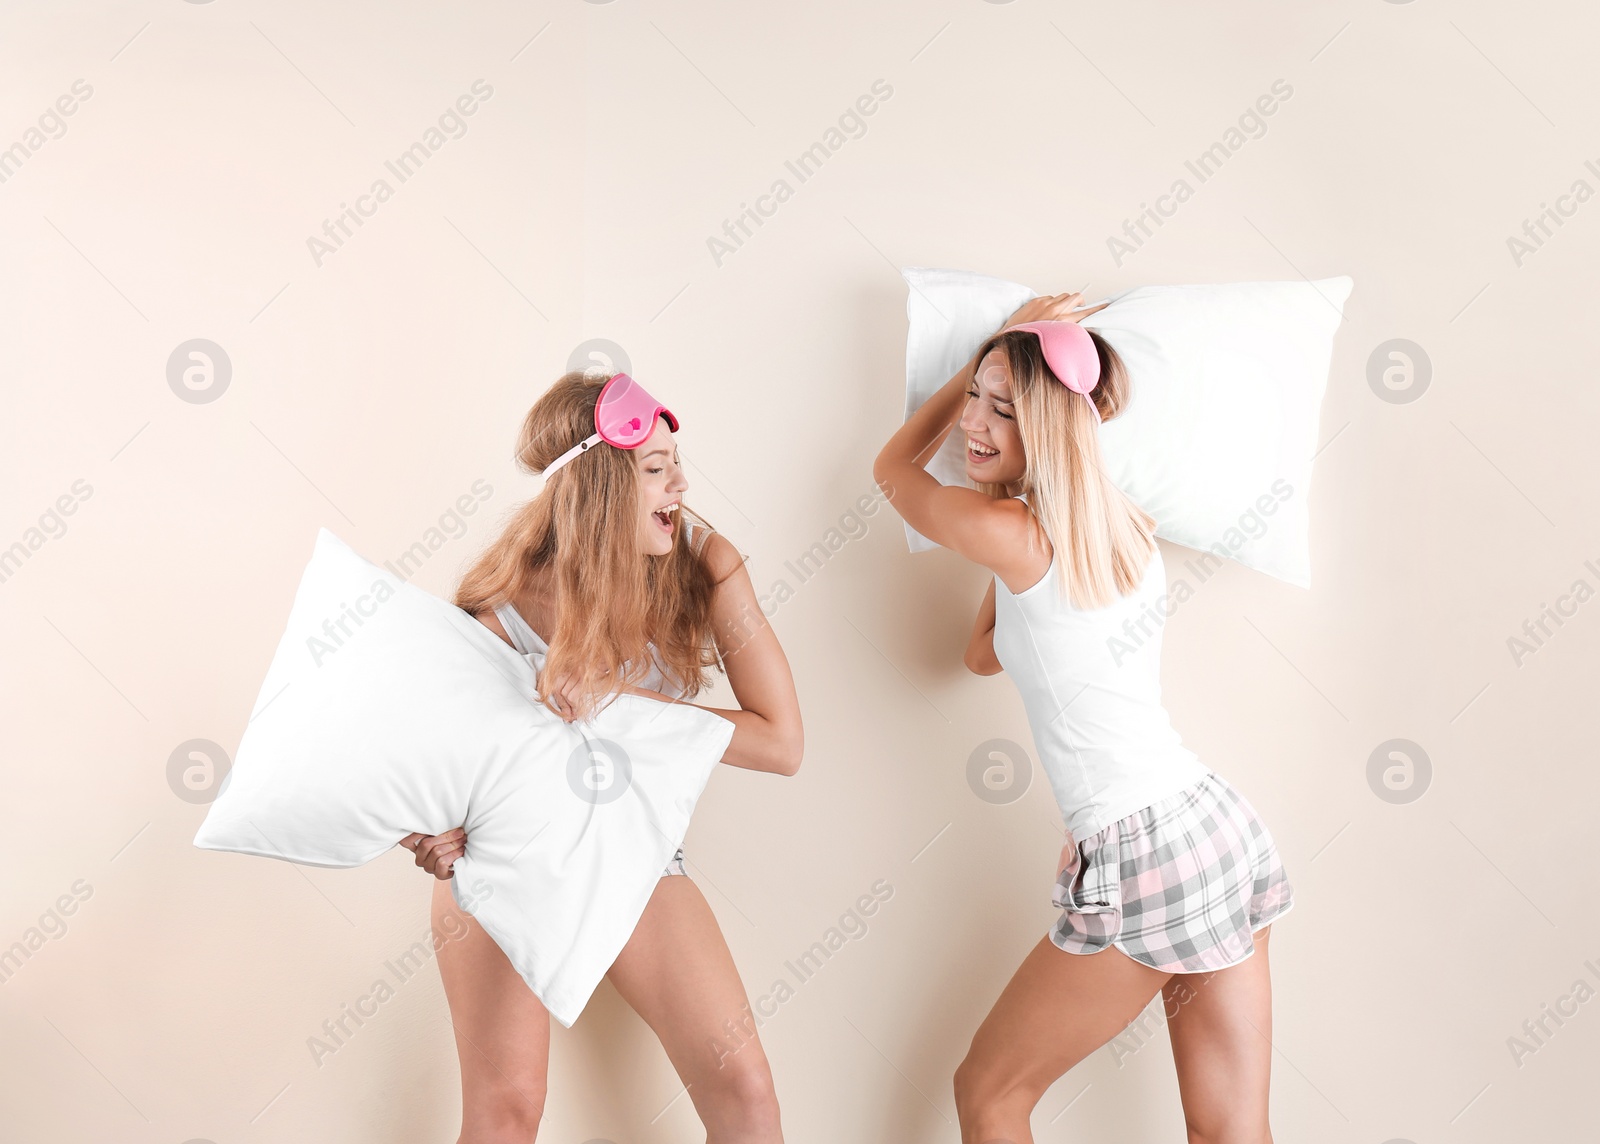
<box><xmin>537</xmin><ymin>668</ymin><xmax>582</xmax><ymax>722</ymax></box>
<box><xmin>401</xmin><ymin>827</ymin><xmax>466</xmax><ymax>879</ymax></box>
<box><xmin>1004</xmin><ymin>290</ymin><xmax>1108</xmax><ymax>329</ymax></box>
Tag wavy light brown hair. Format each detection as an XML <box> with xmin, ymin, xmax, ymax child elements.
<box><xmin>454</xmin><ymin>371</ymin><xmax>724</xmax><ymax>720</ymax></box>
<box><xmin>969</xmin><ymin>327</ymin><xmax>1158</xmax><ymax>610</ymax></box>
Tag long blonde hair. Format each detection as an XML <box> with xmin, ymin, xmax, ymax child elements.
<box><xmin>970</xmin><ymin>328</ymin><xmax>1157</xmax><ymax>610</ymax></box>
<box><xmin>454</xmin><ymin>371</ymin><xmax>724</xmax><ymax>720</ymax></box>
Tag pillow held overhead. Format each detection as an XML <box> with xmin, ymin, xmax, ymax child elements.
<box><xmin>901</xmin><ymin>267</ymin><xmax>1352</xmax><ymax>587</ymax></box>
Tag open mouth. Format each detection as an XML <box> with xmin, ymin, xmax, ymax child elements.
<box><xmin>968</xmin><ymin>439</ymin><xmax>999</xmax><ymax>463</ymax></box>
<box><xmin>652</xmin><ymin>503</ymin><xmax>678</xmax><ymax>532</ymax></box>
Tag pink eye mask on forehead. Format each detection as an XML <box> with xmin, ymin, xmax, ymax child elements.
<box><xmin>542</xmin><ymin>372</ymin><xmax>679</xmax><ymax>478</ymax></box>
<box><xmin>999</xmin><ymin>320</ymin><xmax>1102</xmax><ymax>422</ymax></box>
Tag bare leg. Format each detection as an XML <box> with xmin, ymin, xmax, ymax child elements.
<box><xmin>1163</xmin><ymin>924</ymin><xmax>1276</xmax><ymax>1144</ymax></box>
<box><xmin>605</xmin><ymin>875</ymin><xmax>784</xmax><ymax>1143</ymax></box>
<box><xmin>954</xmin><ymin>936</ymin><xmax>1172</xmax><ymax>1143</ymax></box>
<box><xmin>431</xmin><ymin>878</ymin><xmax>551</xmax><ymax>1143</ymax></box>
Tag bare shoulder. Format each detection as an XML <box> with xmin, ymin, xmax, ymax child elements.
<box><xmin>980</xmin><ymin>496</ymin><xmax>1053</xmax><ymax>591</ymax></box>
<box><xmin>972</xmin><ymin>494</ymin><xmax>1047</xmax><ymax>553</ymax></box>
<box><xmin>470</xmin><ymin>604</ymin><xmax>516</xmax><ymax>649</ymax></box>
<box><xmin>697</xmin><ymin>528</ymin><xmax>749</xmax><ymax>587</ymax></box>
<box><xmin>984</xmin><ymin>494</ymin><xmax>1038</xmax><ymax>538</ymax></box>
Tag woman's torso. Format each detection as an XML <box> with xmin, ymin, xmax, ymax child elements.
<box><xmin>990</xmin><ymin>501</ymin><xmax>1211</xmax><ymax>840</ymax></box>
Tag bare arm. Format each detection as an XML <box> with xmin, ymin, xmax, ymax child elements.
<box><xmin>872</xmin><ymin>289</ymin><xmax>1110</xmax><ymax>581</ymax></box>
<box><xmin>870</xmin><ymin>351</ymin><xmax>1028</xmax><ymax>566</ymax></box>
<box><xmin>623</xmin><ymin>532</ymin><xmax>803</xmax><ymax>777</ymax></box>
<box><xmin>963</xmin><ymin>579</ymin><xmax>1002</xmax><ymax>676</ymax></box>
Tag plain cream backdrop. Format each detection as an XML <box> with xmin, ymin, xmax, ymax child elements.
<box><xmin>3</xmin><ymin>1</ymin><xmax>1596</xmax><ymax>1141</ymax></box>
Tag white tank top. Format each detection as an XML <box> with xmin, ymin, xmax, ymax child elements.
<box><xmin>491</xmin><ymin>520</ymin><xmax>710</xmax><ymax>701</ymax></box>
<box><xmin>991</xmin><ymin>507</ymin><xmax>1212</xmax><ymax>841</ymax></box>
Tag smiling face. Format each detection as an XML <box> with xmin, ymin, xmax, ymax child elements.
<box><xmin>961</xmin><ymin>348</ymin><xmax>1027</xmax><ymax>485</ymax></box>
<box><xmin>634</xmin><ymin>416</ymin><xmax>688</xmax><ymax>556</ymax></box>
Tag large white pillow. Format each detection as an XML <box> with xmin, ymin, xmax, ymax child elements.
<box><xmin>193</xmin><ymin>528</ymin><xmax>735</xmax><ymax>1028</ymax></box>
<box><xmin>901</xmin><ymin>267</ymin><xmax>1352</xmax><ymax>587</ymax></box>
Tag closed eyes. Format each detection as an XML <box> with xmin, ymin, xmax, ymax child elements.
<box><xmin>967</xmin><ymin>386</ymin><xmax>1014</xmax><ymax>420</ymax></box>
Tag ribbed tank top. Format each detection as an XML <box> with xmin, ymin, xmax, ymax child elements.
<box><xmin>991</xmin><ymin>506</ymin><xmax>1211</xmax><ymax>841</ymax></box>
<box><xmin>490</xmin><ymin>519</ymin><xmax>709</xmax><ymax>701</ymax></box>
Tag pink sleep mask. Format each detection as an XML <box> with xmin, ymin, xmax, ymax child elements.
<box><xmin>1000</xmin><ymin>320</ymin><xmax>1103</xmax><ymax>422</ymax></box>
<box><xmin>542</xmin><ymin>372</ymin><xmax>679</xmax><ymax>477</ymax></box>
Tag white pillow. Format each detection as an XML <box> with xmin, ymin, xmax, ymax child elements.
<box><xmin>901</xmin><ymin>267</ymin><xmax>1352</xmax><ymax>587</ymax></box>
<box><xmin>193</xmin><ymin>528</ymin><xmax>735</xmax><ymax>1028</ymax></box>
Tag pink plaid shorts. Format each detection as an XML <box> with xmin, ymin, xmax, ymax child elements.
<box><xmin>1051</xmin><ymin>770</ymin><xmax>1294</xmax><ymax>973</ymax></box>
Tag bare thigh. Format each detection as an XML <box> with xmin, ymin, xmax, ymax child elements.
<box><xmin>1162</xmin><ymin>924</ymin><xmax>1276</xmax><ymax>1142</ymax></box>
<box><xmin>605</xmin><ymin>874</ymin><xmax>783</xmax><ymax>1141</ymax></box>
<box><xmin>957</xmin><ymin>935</ymin><xmax>1172</xmax><ymax>1126</ymax></box>
<box><xmin>431</xmin><ymin>878</ymin><xmax>551</xmax><ymax>1138</ymax></box>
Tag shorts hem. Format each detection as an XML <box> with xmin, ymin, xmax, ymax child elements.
<box><xmin>1163</xmin><ymin>897</ymin><xmax>1294</xmax><ymax>973</ymax></box>
<box><xmin>1048</xmin><ymin>895</ymin><xmax>1295</xmax><ymax>973</ymax></box>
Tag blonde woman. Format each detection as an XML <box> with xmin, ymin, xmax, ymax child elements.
<box><xmin>405</xmin><ymin>370</ymin><xmax>803</xmax><ymax>1144</ymax></box>
<box><xmin>874</xmin><ymin>293</ymin><xmax>1294</xmax><ymax>1142</ymax></box>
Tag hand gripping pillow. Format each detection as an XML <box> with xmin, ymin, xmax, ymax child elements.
<box><xmin>193</xmin><ymin>528</ymin><xmax>735</xmax><ymax>1027</ymax></box>
<box><xmin>901</xmin><ymin>267</ymin><xmax>1353</xmax><ymax>587</ymax></box>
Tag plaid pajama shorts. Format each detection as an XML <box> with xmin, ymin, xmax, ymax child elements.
<box><xmin>1051</xmin><ymin>770</ymin><xmax>1294</xmax><ymax>972</ymax></box>
<box><xmin>661</xmin><ymin>847</ymin><xmax>688</xmax><ymax>877</ymax></box>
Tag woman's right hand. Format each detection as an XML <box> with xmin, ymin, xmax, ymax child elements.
<box><xmin>400</xmin><ymin>827</ymin><xmax>466</xmax><ymax>879</ymax></box>
<box><xmin>1004</xmin><ymin>290</ymin><xmax>1108</xmax><ymax>329</ymax></box>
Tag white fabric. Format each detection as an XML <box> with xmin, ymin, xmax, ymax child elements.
<box><xmin>193</xmin><ymin>527</ymin><xmax>735</xmax><ymax>1027</ymax></box>
<box><xmin>991</xmin><ymin>512</ymin><xmax>1213</xmax><ymax>841</ymax></box>
<box><xmin>901</xmin><ymin>267</ymin><xmax>1353</xmax><ymax>587</ymax></box>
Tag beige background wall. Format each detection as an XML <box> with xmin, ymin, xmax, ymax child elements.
<box><xmin>4</xmin><ymin>1</ymin><xmax>1597</xmax><ymax>1141</ymax></box>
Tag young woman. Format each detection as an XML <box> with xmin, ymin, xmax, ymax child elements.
<box><xmin>874</xmin><ymin>292</ymin><xmax>1295</xmax><ymax>1143</ymax></box>
<box><xmin>403</xmin><ymin>370</ymin><xmax>804</xmax><ymax>1144</ymax></box>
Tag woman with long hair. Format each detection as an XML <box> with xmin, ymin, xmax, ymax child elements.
<box><xmin>874</xmin><ymin>292</ymin><xmax>1294</xmax><ymax>1142</ymax></box>
<box><xmin>404</xmin><ymin>369</ymin><xmax>803</xmax><ymax>1143</ymax></box>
